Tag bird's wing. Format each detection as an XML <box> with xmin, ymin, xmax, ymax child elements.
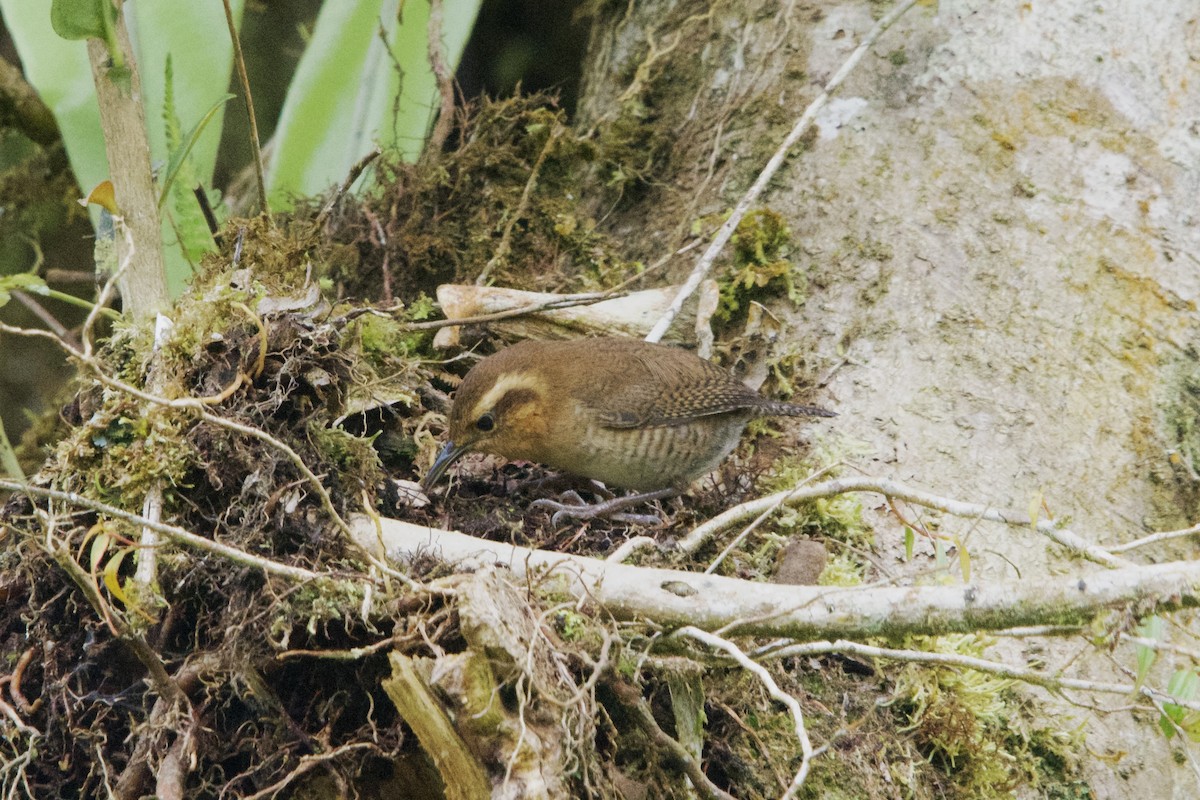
<box><xmin>587</xmin><ymin>349</ymin><xmax>762</xmax><ymax>428</ymax></box>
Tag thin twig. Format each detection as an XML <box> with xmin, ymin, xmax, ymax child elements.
<box><xmin>44</xmin><ymin>269</ymin><xmax>99</xmax><ymax>284</ymax></box>
<box><xmin>1106</xmin><ymin>521</ymin><xmax>1200</xmax><ymax>553</ymax></box>
<box><xmin>11</xmin><ymin>290</ymin><xmax>79</xmax><ymax>349</ymax></box>
<box><xmin>677</xmin><ymin>476</ymin><xmax>1129</xmax><ymax>568</ymax></box>
<box><xmin>673</xmin><ymin>626</ymin><xmax>814</xmax><ymax>798</ymax></box>
<box><xmin>645</xmin><ymin>0</ymin><xmax>920</xmax><ymax>342</ymax></box>
<box><xmin>221</xmin><ymin>0</ymin><xmax>270</xmax><ymax>219</ymax></box>
<box><xmin>2</xmin><ymin>479</ymin><xmax>330</xmax><ymax>583</ymax></box>
<box><xmin>757</xmin><ymin>638</ymin><xmax>1200</xmax><ymax>713</ymax></box>
<box><xmin>425</xmin><ymin>0</ymin><xmax>456</xmax><ymax>155</ymax></box>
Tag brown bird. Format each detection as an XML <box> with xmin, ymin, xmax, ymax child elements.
<box><xmin>422</xmin><ymin>337</ymin><xmax>834</xmax><ymax>521</ymax></box>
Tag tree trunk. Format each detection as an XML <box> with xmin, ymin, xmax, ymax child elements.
<box><xmin>576</xmin><ymin>0</ymin><xmax>1200</xmax><ymax>795</ymax></box>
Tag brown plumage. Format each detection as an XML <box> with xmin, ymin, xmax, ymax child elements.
<box><xmin>422</xmin><ymin>337</ymin><xmax>835</xmax><ymax>493</ymax></box>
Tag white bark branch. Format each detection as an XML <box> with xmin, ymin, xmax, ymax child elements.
<box><xmin>351</xmin><ymin>515</ymin><xmax>1200</xmax><ymax>641</ymax></box>
<box><xmin>677</xmin><ymin>476</ymin><xmax>1130</xmax><ymax>568</ymax></box>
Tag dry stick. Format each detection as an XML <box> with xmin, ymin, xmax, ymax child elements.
<box><xmin>405</xmin><ymin>239</ymin><xmax>704</xmax><ymax>331</ymax></box>
<box><xmin>400</xmin><ymin>291</ymin><xmax>615</xmax><ymax>331</ymax></box>
<box><xmin>425</xmin><ymin>0</ymin><xmax>456</xmax><ymax>155</ymax></box>
<box><xmin>677</xmin><ymin>476</ymin><xmax>1129</xmax><ymax>568</ymax></box>
<box><xmin>1107</xmin><ymin>521</ymin><xmax>1200</xmax><ymax>553</ymax></box>
<box><xmin>358</xmin><ymin>515</ymin><xmax>1194</xmax><ymax>642</ymax></box>
<box><xmin>1</xmin><ymin>479</ymin><xmax>328</xmax><ymax>583</ymax></box>
<box><xmin>756</xmin><ymin>639</ymin><xmax>1200</xmax><ymax>714</ymax></box>
<box><xmin>44</xmin><ymin>269</ymin><xmax>99</xmax><ymax>284</ymax></box>
<box><xmin>606</xmin><ymin>677</ymin><xmax>736</xmax><ymax>800</ymax></box>
<box><xmin>645</xmin><ymin>0</ymin><xmax>920</xmax><ymax>343</ymax></box>
<box><xmin>11</xmin><ymin>290</ymin><xmax>78</xmax><ymax>348</ymax></box>
<box><xmin>674</xmin><ymin>626</ymin><xmax>814</xmax><ymax>799</ymax></box>
<box><xmin>222</xmin><ymin>0</ymin><xmax>270</xmax><ymax>219</ymax></box>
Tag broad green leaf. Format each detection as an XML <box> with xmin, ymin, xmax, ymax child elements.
<box><xmin>0</xmin><ymin>273</ymin><xmax>50</xmax><ymax>293</ymax></box>
<box><xmin>1133</xmin><ymin>616</ymin><xmax>1163</xmax><ymax>693</ymax></box>
<box><xmin>903</xmin><ymin>526</ymin><xmax>914</xmax><ymax>561</ymax></box>
<box><xmin>1159</xmin><ymin>669</ymin><xmax>1200</xmax><ymax>739</ymax></box>
<box><xmin>267</xmin><ymin>0</ymin><xmax>482</xmax><ymax>205</ymax></box>
<box><xmin>50</xmin><ymin>0</ymin><xmax>115</xmax><ymax>41</ymax></box>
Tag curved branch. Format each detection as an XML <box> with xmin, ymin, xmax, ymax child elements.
<box><xmin>351</xmin><ymin>514</ymin><xmax>1197</xmax><ymax>642</ymax></box>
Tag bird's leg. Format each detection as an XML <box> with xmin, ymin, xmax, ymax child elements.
<box><xmin>531</xmin><ymin>487</ymin><xmax>679</xmax><ymax>528</ymax></box>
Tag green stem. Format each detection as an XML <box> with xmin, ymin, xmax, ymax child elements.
<box><xmin>0</xmin><ymin>416</ymin><xmax>27</xmax><ymax>482</ymax></box>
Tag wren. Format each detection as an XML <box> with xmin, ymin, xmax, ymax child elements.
<box><xmin>422</xmin><ymin>337</ymin><xmax>834</xmax><ymax>521</ymax></box>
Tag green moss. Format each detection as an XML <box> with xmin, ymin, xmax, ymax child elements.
<box><xmin>324</xmin><ymin>95</ymin><xmax>649</xmax><ymax>298</ymax></box>
<box><xmin>884</xmin><ymin>634</ymin><xmax>1087</xmax><ymax>797</ymax></box>
<box><xmin>269</xmin><ymin>579</ymin><xmax>369</xmax><ymax>641</ymax></box>
<box><xmin>349</xmin><ymin>307</ymin><xmax>431</xmax><ymax>362</ymax></box>
<box><xmin>716</xmin><ymin>209</ymin><xmax>806</xmax><ymax>325</ymax></box>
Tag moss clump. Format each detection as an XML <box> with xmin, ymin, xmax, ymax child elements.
<box><xmin>885</xmin><ymin>634</ymin><xmax>1087</xmax><ymax>797</ymax></box>
<box><xmin>324</xmin><ymin>94</ymin><xmax>647</xmax><ymax>302</ymax></box>
<box><xmin>714</xmin><ymin>209</ymin><xmax>806</xmax><ymax>326</ymax></box>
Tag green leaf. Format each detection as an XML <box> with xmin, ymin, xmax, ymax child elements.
<box><xmin>903</xmin><ymin>526</ymin><xmax>914</xmax><ymax>561</ymax></box>
<box><xmin>267</xmin><ymin>0</ymin><xmax>483</xmax><ymax>204</ymax></box>
<box><xmin>1159</xmin><ymin>669</ymin><xmax>1200</xmax><ymax>739</ymax></box>
<box><xmin>50</xmin><ymin>0</ymin><xmax>116</xmax><ymax>41</ymax></box>
<box><xmin>1133</xmin><ymin>616</ymin><xmax>1163</xmax><ymax>693</ymax></box>
<box><xmin>158</xmin><ymin>93</ymin><xmax>234</xmax><ymax>211</ymax></box>
<box><xmin>0</xmin><ymin>273</ymin><xmax>50</xmax><ymax>293</ymax></box>
<box><xmin>102</xmin><ymin>548</ymin><xmax>132</xmax><ymax>606</ymax></box>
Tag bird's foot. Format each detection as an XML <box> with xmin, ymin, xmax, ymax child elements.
<box><xmin>531</xmin><ymin>487</ymin><xmax>678</xmax><ymax>528</ymax></box>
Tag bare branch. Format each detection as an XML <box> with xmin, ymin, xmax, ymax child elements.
<box><xmin>351</xmin><ymin>514</ymin><xmax>1199</xmax><ymax>642</ymax></box>
<box><xmin>677</xmin><ymin>476</ymin><xmax>1128</xmax><ymax>568</ymax></box>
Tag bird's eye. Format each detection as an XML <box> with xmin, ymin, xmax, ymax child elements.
<box><xmin>475</xmin><ymin>413</ymin><xmax>495</xmax><ymax>432</ymax></box>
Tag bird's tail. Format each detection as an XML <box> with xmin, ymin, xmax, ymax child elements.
<box><xmin>764</xmin><ymin>400</ymin><xmax>837</xmax><ymax>418</ymax></box>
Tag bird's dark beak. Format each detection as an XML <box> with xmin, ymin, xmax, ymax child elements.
<box><xmin>422</xmin><ymin>440</ymin><xmax>470</xmax><ymax>490</ymax></box>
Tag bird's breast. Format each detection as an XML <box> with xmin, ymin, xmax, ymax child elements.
<box><xmin>527</xmin><ymin>405</ymin><xmax>752</xmax><ymax>491</ymax></box>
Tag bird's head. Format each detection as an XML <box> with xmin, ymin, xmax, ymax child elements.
<box><xmin>421</xmin><ymin>344</ymin><xmax>553</xmax><ymax>489</ymax></box>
